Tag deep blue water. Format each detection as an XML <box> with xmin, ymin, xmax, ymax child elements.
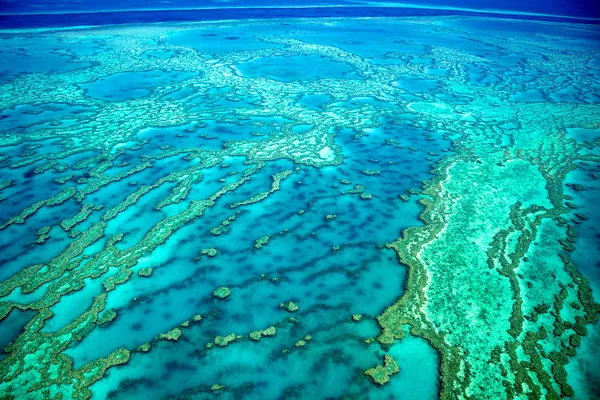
<box><xmin>1</xmin><ymin>0</ymin><xmax>599</xmax><ymax>19</ymax></box>
<box><xmin>0</xmin><ymin>1</ymin><xmax>598</xmax><ymax>28</ymax></box>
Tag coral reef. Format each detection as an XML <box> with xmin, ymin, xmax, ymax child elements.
<box><xmin>213</xmin><ymin>287</ymin><xmax>231</xmax><ymax>299</ymax></box>
<box><xmin>280</xmin><ymin>301</ymin><xmax>299</xmax><ymax>312</ymax></box>
<box><xmin>0</xmin><ymin>14</ymin><xmax>598</xmax><ymax>400</ymax></box>
<box><xmin>365</xmin><ymin>354</ymin><xmax>400</xmax><ymax>385</ymax></box>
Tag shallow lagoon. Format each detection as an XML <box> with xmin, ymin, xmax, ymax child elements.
<box><xmin>234</xmin><ymin>54</ymin><xmax>361</xmax><ymax>81</ymax></box>
<box><xmin>0</xmin><ymin>14</ymin><xmax>599</xmax><ymax>400</ymax></box>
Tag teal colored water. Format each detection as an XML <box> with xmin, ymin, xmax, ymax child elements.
<box><xmin>168</xmin><ymin>27</ymin><xmax>285</xmax><ymax>54</ymax></box>
<box><xmin>0</xmin><ymin>36</ymin><xmax>95</xmax><ymax>83</ymax></box>
<box><xmin>564</xmin><ymin>164</ymin><xmax>600</xmax><ymax>301</ymax></box>
<box><xmin>0</xmin><ymin>103</ymin><xmax>97</xmax><ymax>132</ymax></box>
<box><xmin>234</xmin><ymin>55</ymin><xmax>361</xmax><ymax>82</ymax></box>
<box><xmin>80</xmin><ymin>70</ymin><xmax>200</xmax><ymax>101</ymax></box>
<box><xmin>0</xmin><ymin>12</ymin><xmax>599</xmax><ymax>400</ymax></box>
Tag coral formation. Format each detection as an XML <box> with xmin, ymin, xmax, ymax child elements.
<box><xmin>213</xmin><ymin>287</ymin><xmax>231</xmax><ymax>299</ymax></box>
<box><xmin>280</xmin><ymin>301</ymin><xmax>299</xmax><ymax>312</ymax></box>
<box><xmin>365</xmin><ymin>354</ymin><xmax>400</xmax><ymax>385</ymax></box>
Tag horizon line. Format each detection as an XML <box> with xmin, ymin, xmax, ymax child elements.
<box><xmin>1</xmin><ymin>3</ymin><xmax>599</xmax><ymax>22</ymax></box>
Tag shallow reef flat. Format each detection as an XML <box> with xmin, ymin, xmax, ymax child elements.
<box><xmin>0</xmin><ymin>15</ymin><xmax>599</xmax><ymax>400</ymax></box>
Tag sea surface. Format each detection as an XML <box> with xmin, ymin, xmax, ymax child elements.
<box><xmin>0</xmin><ymin>4</ymin><xmax>599</xmax><ymax>400</ymax></box>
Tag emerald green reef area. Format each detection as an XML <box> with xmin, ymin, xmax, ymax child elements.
<box><xmin>0</xmin><ymin>14</ymin><xmax>600</xmax><ymax>400</ymax></box>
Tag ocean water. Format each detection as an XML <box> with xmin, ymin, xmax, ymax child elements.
<box><xmin>0</xmin><ymin>4</ymin><xmax>599</xmax><ymax>400</ymax></box>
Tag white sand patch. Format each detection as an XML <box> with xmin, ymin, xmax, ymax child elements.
<box><xmin>319</xmin><ymin>146</ymin><xmax>334</xmax><ymax>160</ymax></box>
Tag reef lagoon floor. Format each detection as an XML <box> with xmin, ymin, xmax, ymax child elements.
<box><xmin>0</xmin><ymin>13</ymin><xmax>600</xmax><ymax>400</ymax></box>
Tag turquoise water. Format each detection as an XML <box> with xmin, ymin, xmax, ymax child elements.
<box><xmin>0</xmin><ymin>11</ymin><xmax>599</xmax><ymax>400</ymax></box>
<box><xmin>233</xmin><ymin>55</ymin><xmax>361</xmax><ymax>82</ymax></box>
<box><xmin>80</xmin><ymin>70</ymin><xmax>200</xmax><ymax>101</ymax></box>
